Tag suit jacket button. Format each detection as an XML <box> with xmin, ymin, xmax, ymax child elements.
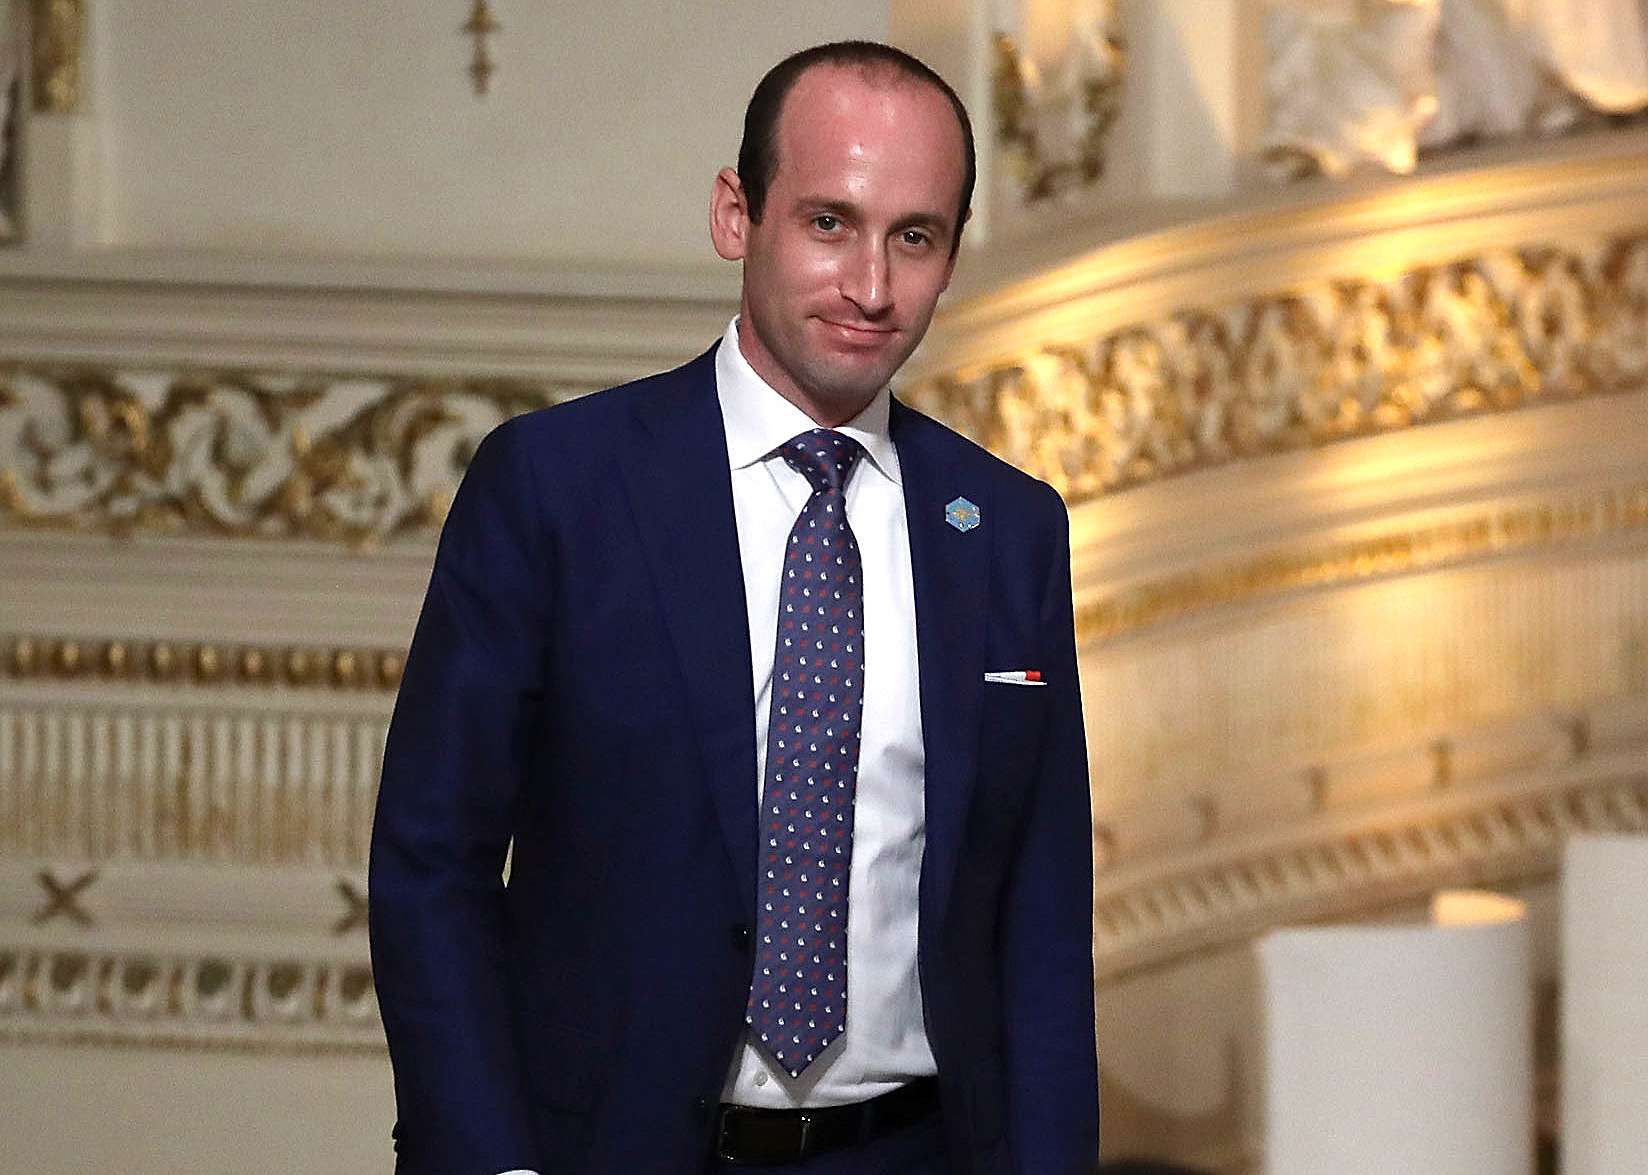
<box><xmin>732</xmin><ymin>924</ymin><xmax>751</xmax><ymax>951</ymax></box>
<box><xmin>694</xmin><ymin>1095</ymin><xmax>713</xmax><ymax>1121</ymax></box>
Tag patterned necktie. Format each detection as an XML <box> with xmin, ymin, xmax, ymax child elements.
<box><xmin>746</xmin><ymin>429</ymin><xmax>866</xmax><ymax>1078</ymax></box>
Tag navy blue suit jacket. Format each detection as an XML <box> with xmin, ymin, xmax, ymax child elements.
<box><xmin>369</xmin><ymin>346</ymin><xmax>1099</xmax><ymax>1174</ymax></box>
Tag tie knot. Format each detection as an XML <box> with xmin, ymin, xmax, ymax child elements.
<box><xmin>780</xmin><ymin>429</ymin><xmax>863</xmax><ymax>495</ymax></box>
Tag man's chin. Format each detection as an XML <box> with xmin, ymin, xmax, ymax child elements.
<box><xmin>803</xmin><ymin>367</ymin><xmax>896</xmax><ymax>411</ymax></box>
<box><xmin>812</xmin><ymin>350</ymin><xmax>909</xmax><ymax>397</ymax></box>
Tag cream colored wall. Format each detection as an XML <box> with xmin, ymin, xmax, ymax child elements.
<box><xmin>3</xmin><ymin>1047</ymin><xmax>395</xmax><ymax>1175</ymax></box>
<box><xmin>79</xmin><ymin>1</ymin><xmax>885</xmax><ymax>262</ymax></box>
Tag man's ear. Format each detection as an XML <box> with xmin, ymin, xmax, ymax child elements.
<box><xmin>709</xmin><ymin>167</ymin><xmax>751</xmax><ymax>262</ymax></box>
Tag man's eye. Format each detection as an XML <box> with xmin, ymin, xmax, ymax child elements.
<box><xmin>901</xmin><ymin>229</ymin><xmax>933</xmax><ymax>248</ymax></box>
<box><xmin>812</xmin><ymin>214</ymin><xmax>840</xmax><ymax>232</ymax></box>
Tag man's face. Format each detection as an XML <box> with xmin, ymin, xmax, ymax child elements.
<box><xmin>710</xmin><ymin>66</ymin><xmax>967</xmax><ymax>425</ymax></box>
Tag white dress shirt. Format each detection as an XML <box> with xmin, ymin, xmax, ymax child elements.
<box><xmin>495</xmin><ymin>321</ymin><xmax>934</xmax><ymax>1173</ymax></box>
<box><xmin>716</xmin><ymin>317</ymin><xmax>936</xmax><ymax>1108</ymax></box>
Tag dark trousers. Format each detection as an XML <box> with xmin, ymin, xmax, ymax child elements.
<box><xmin>705</xmin><ymin>1114</ymin><xmax>952</xmax><ymax>1175</ymax></box>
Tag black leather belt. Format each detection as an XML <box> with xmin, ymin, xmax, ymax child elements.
<box><xmin>713</xmin><ymin>1076</ymin><xmax>940</xmax><ymax>1165</ymax></box>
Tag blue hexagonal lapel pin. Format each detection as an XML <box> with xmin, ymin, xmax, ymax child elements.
<box><xmin>945</xmin><ymin>496</ymin><xmax>981</xmax><ymax>533</ymax></box>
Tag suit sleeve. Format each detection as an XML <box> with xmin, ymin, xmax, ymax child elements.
<box><xmin>999</xmin><ymin>484</ymin><xmax>1101</xmax><ymax>1172</ymax></box>
<box><xmin>369</xmin><ymin>419</ymin><xmax>548</xmax><ymax>1175</ymax></box>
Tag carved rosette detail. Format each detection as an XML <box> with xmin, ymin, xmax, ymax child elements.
<box><xmin>0</xmin><ymin>368</ymin><xmax>586</xmax><ymax>543</ymax></box>
<box><xmin>904</xmin><ymin>234</ymin><xmax>1648</xmax><ymax>502</ymax></box>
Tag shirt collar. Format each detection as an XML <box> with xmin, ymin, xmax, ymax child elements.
<box><xmin>715</xmin><ymin>317</ymin><xmax>901</xmax><ymax>485</ymax></box>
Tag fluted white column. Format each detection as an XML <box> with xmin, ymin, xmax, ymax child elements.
<box><xmin>1562</xmin><ymin>835</ymin><xmax>1648</xmax><ymax>1175</ymax></box>
<box><xmin>1258</xmin><ymin>891</ymin><xmax>1532</xmax><ymax>1175</ymax></box>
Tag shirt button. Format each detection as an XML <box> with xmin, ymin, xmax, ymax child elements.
<box><xmin>755</xmin><ymin>1071</ymin><xmax>769</xmax><ymax>1088</ymax></box>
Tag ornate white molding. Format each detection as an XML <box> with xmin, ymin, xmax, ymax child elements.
<box><xmin>1093</xmin><ymin>700</ymin><xmax>1648</xmax><ymax>982</ymax></box>
<box><xmin>0</xmin><ymin>945</ymin><xmax>382</xmax><ymax>1055</ymax></box>
<box><xmin>0</xmin><ymin>141</ymin><xmax>1641</xmax><ymax>548</ymax></box>
<box><xmin>0</xmin><ymin>250</ymin><xmax>736</xmax><ymax>379</ymax></box>
<box><xmin>0</xmin><ymin>695</ymin><xmax>387</xmax><ymax>868</ymax></box>
<box><xmin>0</xmin><ymin>363</ymin><xmax>570</xmax><ymax>543</ymax></box>
<box><xmin>924</xmin><ymin>130</ymin><xmax>1648</xmax><ymax>374</ymax></box>
<box><xmin>6</xmin><ymin>232</ymin><xmax>1645</xmax><ymax>544</ymax></box>
<box><xmin>1079</xmin><ymin>478</ymin><xmax>1648</xmax><ymax>642</ymax></box>
<box><xmin>0</xmin><ymin>252</ymin><xmax>736</xmax><ymax>543</ymax></box>
<box><xmin>2</xmin><ymin>634</ymin><xmax>404</xmax><ymax>692</ymax></box>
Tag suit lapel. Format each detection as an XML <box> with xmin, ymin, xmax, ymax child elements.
<box><xmin>891</xmin><ymin>398</ymin><xmax>989</xmax><ymax>934</ymax></box>
<box><xmin>617</xmin><ymin>346</ymin><xmax>758</xmax><ymax>920</ymax></box>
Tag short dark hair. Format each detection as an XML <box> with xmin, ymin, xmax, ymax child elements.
<box><xmin>736</xmin><ymin>41</ymin><xmax>976</xmax><ymax>257</ymax></box>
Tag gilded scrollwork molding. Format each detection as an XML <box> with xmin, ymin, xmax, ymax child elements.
<box><xmin>0</xmin><ymin>945</ymin><xmax>383</xmax><ymax>1054</ymax></box>
<box><xmin>1078</xmin><ymin>480</ymin><xmax>1648</xmax><ymax>643</ymax></box>
<box><xmin>0</xmin><ymin>365</ymin><xmax>586</xmax><ymax>543</ymax></box>
<box><xmin>1</xmin><ymin>633</ymin><xmax>404</xmax><ymax>692</ymax></box>
<box><xmin>4</xmin><ymin>235</ymin><xmax>1643</xmax><ymax>545</ymax></box>
<box><xmin>904</xmin><ymin>233</ymin><xmax>1648</xmax><ymax>503</ymax></box>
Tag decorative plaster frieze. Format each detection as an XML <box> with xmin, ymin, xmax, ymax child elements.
<box><xmin>0</xmin><ymin>365</ymin><xmax>579</xmax><ymax>543</ymax></box>
<box><xmin>1079</xmin><ymin>479</ymin><xmax>1648</xmax><ymax>642</ymax></box>
<box><xmin>1</xmin><ymin>634</ymin><xmax>404</xmax><ymax>693</ymax></box>
<box><xmin>0</xmin><ymin>697</ymin><xmax>386</xmax><ymax>867</ymax></box>
<box><xmin>1</xmin><ymin>233</ymin><xmax>1641</xmax><ymax>541</ymax></box>
<box><xmin>905</xmin><ymin>233</ymin><xmax>1648</xmax><ymax>503</ymax></box>
<box><xmin>1094</xmin><ymin>754</ymin><xmax>1648</xmax><ymax>982</ymax></box>
<box><xmin>0</xmin><ymin>945</ymin><xmax>382</xmax><ymax>1055</ymax></box>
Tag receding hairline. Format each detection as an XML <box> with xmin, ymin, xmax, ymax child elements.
<box><xmin>767</xmin><ymin>60</ymin><xmax>970</xmax><ymax>174</ymax></box>
<box><xmin>776</xmin><ymin>58</ymin><xmax>963</xmax><ymax>128</ymax></box>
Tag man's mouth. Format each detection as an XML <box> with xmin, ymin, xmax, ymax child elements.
<box><xmin>820</xmin><ymin>320</ymin><xmax>897</xmax><ymax>344</ymax></box>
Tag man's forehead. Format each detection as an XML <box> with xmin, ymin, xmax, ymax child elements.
<box><xmin>775</xmin><ymin>63</ymin><xmax>962</xmax><ymax>153</ymax></box>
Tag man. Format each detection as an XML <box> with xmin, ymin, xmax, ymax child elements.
<box><xmin>369</xmin><ymin>41</ymin><xmax>1098</xmax><ymax>1175</ymax></box>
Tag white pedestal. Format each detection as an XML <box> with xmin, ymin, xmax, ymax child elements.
<box><xmin>1561</xmin><ymin>835</ymin><xmax>1648</xmax><ymax>1175</ymax></box>
<box><xmin>1258</xmin><ymin>892</ymin><xmax>1532</xmax><ymax>1175</ymax></box>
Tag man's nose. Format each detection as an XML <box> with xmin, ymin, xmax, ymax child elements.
<box><xmin>840</xmin><ymin>241</ymin><xmax>891</xmax><ymax>316</ymax></box>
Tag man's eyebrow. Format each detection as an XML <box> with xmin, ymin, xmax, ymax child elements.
<box><xmin>796</xmin><ymin>196</ymin><xmax>861</xmax><ymax>218</ymax></box>
<box><xmin>796</xmin><ymin>197</ymin><xmax>953</xmax><ymax>235</ymax></box>
<box><xmin>896</xmin><ymin>210</ymin><xmax>952</xmax><ymax>234</ymax></box>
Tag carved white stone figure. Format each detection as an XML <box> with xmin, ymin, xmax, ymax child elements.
<box><xmin>1520</xmin><ymin>0</ymin><xmax>1648</xmax><ymax>111</ymax></box>
<box><xmin>993</xmin><ymin>0</ymin><xmax>1124</xmax><ymax>206</ymax></box>
<box><xmin>1266</xmin><ymin>0</ymin><xmax>1648</xmax><ymax>177</ymax></box>
<box><xmin>1263</xmin><ymin>0</ymin><xmax>1443</xmax><ymax>177</ymax></box>
<box><xmin>1422</xmin><ymin>0</ymin><xmax>1585</xmax><ymax>146</ymax></box>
